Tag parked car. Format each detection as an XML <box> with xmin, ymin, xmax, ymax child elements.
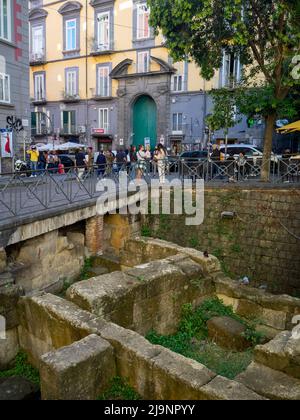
<box><xmin>57</xmin><ymin>154</ymin><xmax>75</xmax><ymax>172</ymax></box>
<box><xmin>219</xmin><ymin>144</ymin><xmax>280</xmax><ymax>163</ymax></box>
<box><xmin>179</xmin><ymin>150</ymin><xmax>209</xmax><ymax>177</ymax></box>
<box><xmin>180</xmin><ymin>151</ymin><xmax>209</xmax><ymax>161</ymax></box>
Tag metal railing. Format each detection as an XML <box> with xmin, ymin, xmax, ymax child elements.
<box><xmin>0</xmin><ymin>157</ymin><xmax>299</xmax><ymax>224</ymax></box>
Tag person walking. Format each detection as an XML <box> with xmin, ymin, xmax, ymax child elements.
<box><xmin>75</xmin><ymin>148</ymin><xmax>86</xmax><ymax>180</ymax></box>
<box><xmin>155</xmin><ymin>143</ymin><xmax>167</xmax><ymax>184</ymax></box>
<box><xmin>105</xmin><ymin>150</ymin><xmax>114</xmax><ymax>175</ymax></box>
<box><xmin>26</xmin><ymin>145</ymin><xmax>39</xmax><ymax>177</ymax></box>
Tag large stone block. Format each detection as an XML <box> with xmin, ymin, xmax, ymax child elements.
<box><xmin>18</xmin><ymin>294</ymin><xmax>98</xmax><ymax>367</ymax></box>
<box><xmin>40</xmin><ymin>334</ymin><xmax>116</xmax><ymax>400</ymax></box>
<box><xmin>236</xmin><ymin>362</ymin><xmax>300</xmax><ymax>400</ymax></box>
<box><xmin>151</xmin><ymin>347</ymin><xmax>216</xmax><ymax>400</ymax></box>
<box><xmin>0</xmin><ymin>328</ymin><xmax>19</xmax><ymax>369</ymax></box>
<box><xmin>255</xmin><ymin>330</ymin><xmax>300</xmax><ymax>379</ymax></box>
<box><xmin>199</xmin><ymin>376</ymin><xmax>267</xmax><ymax>400</ymax></box>
<box><xmin>207</xmin><ymin>316</ymin><xmax>251</xmax><ymax>352</ymax></box>
<box><xmin>0</xmin><ymin>285</ymin><xmax>24</xmax><ymax>329</ymax></box>
<box><xmin>93</xmin><ymin>320</ymin><xmax>159</xmax><ymax>398</ymax></box>
<box><xmin>0</xmin><ymin>248</ymin><xmax>7</xmax><ymax>273</ymax></box>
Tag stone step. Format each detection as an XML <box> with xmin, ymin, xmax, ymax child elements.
<box><xmin>254</xmin><ymin>331</ymin><xmax>300</xmax><ymax>379</ymax></box>
<box><xmin>89</xmin><ymin>266</ymin><xmax>109</xmax><ymax>277</ymax></box>
<box><xmin>236</xmin><ymin>362</ymin><xmax>300</xmax><ymax>400</ymax></box>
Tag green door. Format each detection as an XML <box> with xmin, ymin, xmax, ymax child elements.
<box><xmin>133</xmin><ymin>96</ymin><xmax>157</xmax><ymax>150</ymax></box>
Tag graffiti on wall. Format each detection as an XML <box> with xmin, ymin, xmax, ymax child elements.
<box><xmin>6</xmin><ymin>116</ymin><xmax>24</xmax><ymax>133</ymax></box>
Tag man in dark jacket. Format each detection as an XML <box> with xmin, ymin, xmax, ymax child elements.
<box><xmin>96</xmin><ymin>151</ymin><xmax>107</xmax><ymax>177</ymax></box>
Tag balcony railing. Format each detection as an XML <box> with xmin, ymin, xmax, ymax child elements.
<box><xmin>30</xmin><ymin>50</ymin><xmax>46</xmax><ymax>65</ymax></box>
<box><xmin>91</xmin><ymin>40</ymin><xmax>114</xmax><ymax>55</ymax></box>
<box><xmin>62</xmin><ymin>91</ymin><xmax>81</xmax><ymax>103</ymax></box>
<box><xmin>31</xmin><ymin>127</ymin><xmax>50</xmax><ymax>137</ymax></box>
<box><xmin>31</xmin><ymin>96</ymin><xmax>47</xmax><ymax>105</ymax></box>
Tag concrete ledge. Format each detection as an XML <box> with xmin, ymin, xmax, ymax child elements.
<box><xmin>40</xmin><ymin>334</ymin><xmax>116</xmax><ymax>400</ymax></box>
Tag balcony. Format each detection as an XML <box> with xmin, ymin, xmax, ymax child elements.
<box><xmin>30</xmin><ymin>50</ymin><xmax>47</xmax><ymax>66</ymax></box>
<box><xmin>31</xmin><ymin>96</ymin><xmax>47</xmax><ymax>106</ymax></box>
<box><xmin>60</xmin><ymin>125</ymin><xmax>79</xmax><ymax>137</ymax></box>
<box><xmin>90</xmin><ymin>40</ymin><xmax>114</xmax><ymax>56</ymax></box>
<box><xmin>31</xmin><ymin>127</ymin><xmax>50</xmax><ymax>137</ymax></box>
<box><xmin>90</xmin><ymin>88</ymin><xmax>113</xmax><ymax>102</ymax></box>
<box><xmin>62</xmin><ymin>91</ymin><xmax>81</xmax><ymax>104</ymax></box>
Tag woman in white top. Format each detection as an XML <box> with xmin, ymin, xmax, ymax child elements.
<box><xmin>155</xmin><ymin>143</ymin><xmax>167</xmax><ymax>184</ymax></box>
<box><xmin>136</xmin><ymin>145</ymin><xmax>147</xmax><ymax>180</ymax></box>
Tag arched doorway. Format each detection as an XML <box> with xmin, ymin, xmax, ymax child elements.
<box><xmin>132</xmin><ymin>95</ymin><xmax>157</xmax><ymax>150</ymax></box>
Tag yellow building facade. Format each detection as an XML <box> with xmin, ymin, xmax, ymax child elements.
<box><xmin>29</xmin><ymin>0</ymin><xmax>262</xmax><ymax>152</ymax></box>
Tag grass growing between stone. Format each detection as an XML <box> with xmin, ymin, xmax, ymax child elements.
<box><xmin>0</xmin><ymin>351</ymin><xmax>40</xmax><ymax>385</ymax></box>
<box><xmin>98</xmin><ymin>377</ymin><xmax>141</xmax><ymax>400</ymax></box>
<box><xmin>146</xmin><ymin>298</ymin><xmax>264</xmax><ymax>380</ymax></box>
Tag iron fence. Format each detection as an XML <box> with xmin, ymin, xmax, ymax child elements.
<box><xmin>0</xmin><ymin>157</ymin><xmax>299</xmax><ymax>224</ymax></box>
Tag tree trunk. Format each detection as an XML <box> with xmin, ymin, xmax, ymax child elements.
<box><xmin>261</xmin><ymin>113</ymin><xmax>277</xmax><ymax>182</ymax></box>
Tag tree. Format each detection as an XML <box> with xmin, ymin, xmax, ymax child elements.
<box><xmin>207</xmin><ymin>88</ymin><xmax>242</xmax><ymax>156</ymax></box>
<box><xmin>148</xmin><ymin>0</ymin><xmax>300</xmax><ymax>181</ymax></box>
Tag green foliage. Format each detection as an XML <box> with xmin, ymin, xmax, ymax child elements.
<box><xmin>146</xmin><ymin>298</ymin><xmax>260</xmax><ymax>379</ymax></box>
<box><xmin>0</xmin><ymin>351</ymin><xmax>40</xmax><ymax>385</ymax></box>
<box><xmin>188</xmin><ymin>236</ymin><xmax>200</xmax><ymax>248</ymax></box>
<box><xmin>141</xmin><ymin>225</ymin><xmax>152</xmax><ymax>237</ymax></box>
<box><xmin>207</xmin><ymin>88</ymin><xmax>242</xmax><ymax>135</ymax></box>
<box><xmin>80</xmin><ymin>257</ymin><xmax>94</xmax><ymax>280</ymax></box>
<box><xmin>98</xmin><ymin>377</ymin><xmax>141</xmax><ymax>400</ymax></box>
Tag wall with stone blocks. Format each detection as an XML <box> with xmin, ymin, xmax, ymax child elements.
<box><xmin>143</xmin><ymin>187</ymin><xmax>300</xmax><ymax>296</ymax></box>
<box><xmin>67</xmin><ymin>254</ymin><xmax>215</xmax><ymax>336</ymax></box>
<box><xmin>0</xmin><ymin>285</ymin><xmax>23</xmax><ymax>369</ymax></box>
<box><xmin>17</xmin><ymin>293</ymin><xmax>265</xmax><ymax>400</ymax></box>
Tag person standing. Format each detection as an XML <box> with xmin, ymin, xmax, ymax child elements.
<box><xmin>96</xmin><ymin>150</ymin><xmax>107</xmax><ymax>178</ymax></box>
<box><xmin>155</xmin><ymin>143</ymin><xmax>167</xmax><ymax>184</ymax></box>
<box><xmin>136</xmin><ymin>145</ymin><xmax>147</xmax><ymax>180</ymax></box>
<box><xmin>75</xmin><ymin>148</ymin><xmax>86</xmax><ymax>180</ymax></box>
<box><xmin>26</xmin><ymin>145</ymin><xmax>39</xmax><ymax>177</ymax></box>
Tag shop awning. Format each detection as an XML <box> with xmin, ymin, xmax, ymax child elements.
<box><xmin>277</xmin><ymin>121</ymin><xmax>300</xmax><ymax>134</ymax></box>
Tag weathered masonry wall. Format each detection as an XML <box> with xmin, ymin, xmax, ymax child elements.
<box><xmin>143</xmin><ymin>187</ymin><xmax>300</xmax><ymax>296</ymax></box>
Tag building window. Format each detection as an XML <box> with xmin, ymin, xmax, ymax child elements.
<box><xmin>31</xmin><ymin>25</ymin><xmax>44</xmax><ymax>58</ymax></box>
<box><xmin>137</xmin><ymin>4</ymin><xmax>150</xmax><ymax>39</ymax></box>
<box><xmin>34</xmin><ymin>73</ymin><xmax>45</xmax><ymax>101</ymax></box>
<box><xmin>137</xmin><ymin>51</ymin><xmax>149</xmax><ymax>73</ymax></box>
<box><xmin>65</xmin><ymin>19</ymin><xmax>77</xmax><ymax>51</ymax></box>
<box><xmin>0</xmin><ymin>0</ymin><xmax>11</xmax><ymax>41</ymax></box>
<box><xmin>0</xmin><ymin>72</ymin><xmax>10</xmax><ymax>103</ymax></box>
<box><xmin>172</xmin><ymin>113</ymin><xmax>183</xmax><ymax>132</ymax></box>
<box><xmin>172</xmin><ymin>75</ymin><xmax>184</xmax><ymax>92</ymax></box>
<box><xmin>221</xmin><ymin>52</ymin><xmax>241</xmax><ymax>88</ymax></box>
<box><xmin>31</xmin><ymin>112</ymin><xmax>46</xmax><ymax>135</ymax></box>
<box><xmin>65</xmin><ymin>69</ymin><xmax>78</xmax><ymax>97</ymax></box>
<box><xmin>97</xmin><ymin>66</ymin><xmax>110</xmax><ymax>97</ymax></box>
<box><xmin>62</xmin><ymin>110</ymin><xmax>76</xmax><ymax>134</ymax></box>
<box><xmin>97</xmin><ymin>12</ymin><xmax>110</xmax><ymax>50</ymax></box>
<box><xmin>99</xmin><ymin>108</ymin><xmax>109</xmax><ymax>133</ymax></box>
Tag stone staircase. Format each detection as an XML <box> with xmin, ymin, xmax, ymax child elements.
<box><xmin>236</xmin><ymin>328</ymin><xmax>300</xmax><ymax>400</ymax></box>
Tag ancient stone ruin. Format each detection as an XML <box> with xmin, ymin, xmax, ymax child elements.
<box><xmin>1</xmin><ymin>237</ymin><xmax>300</xmax><ymax>400</ymax></box>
